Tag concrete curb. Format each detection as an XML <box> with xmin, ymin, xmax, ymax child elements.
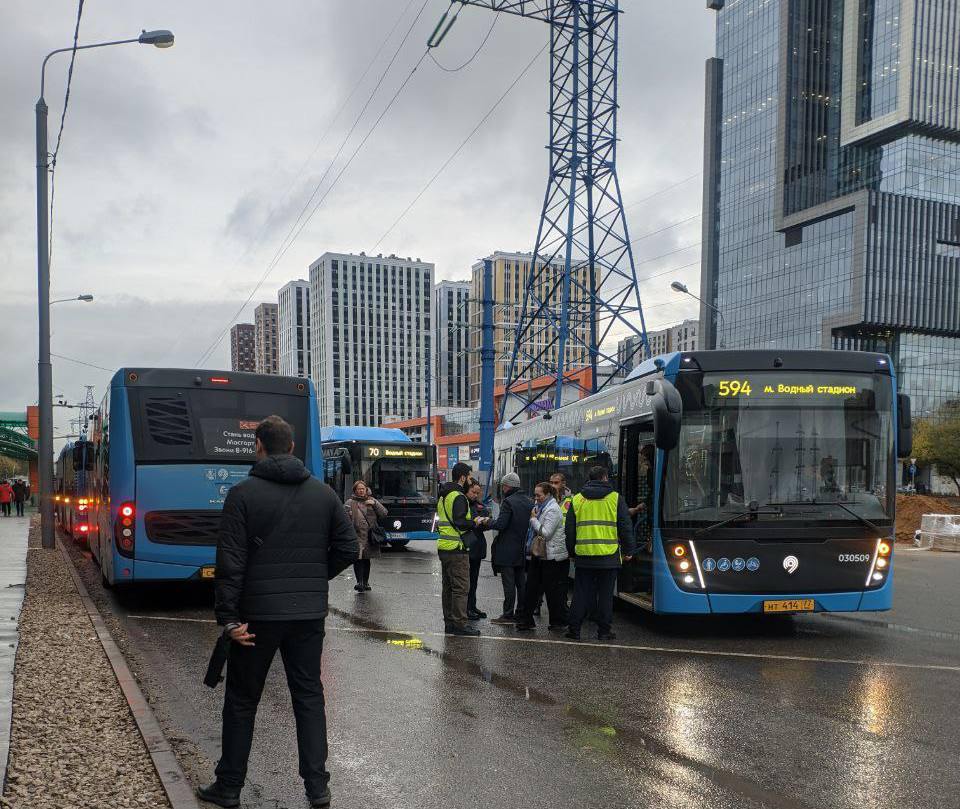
<box><xmin>57</xmin><ymin>541</ymin><xmax>201</xmax><ymax>809</ymax></box>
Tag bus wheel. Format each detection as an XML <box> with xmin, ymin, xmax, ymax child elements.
<box><xmin>389</xmin><ymin>541</ymin><xmax>410</xmax><ymax>550</ymax></box>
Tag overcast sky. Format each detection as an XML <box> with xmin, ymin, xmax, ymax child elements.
<box><xmin>1</xmin><ymin>1</ymin><xmax>714</xmax><ymax>445</ymax></box>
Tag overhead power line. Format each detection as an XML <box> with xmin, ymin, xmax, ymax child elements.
<box><xmin>373</xmin><ymin>41</ymin><xmax>549</xmax><ymax>252</ymax></box>
<box><xmin>51</xmin><ymin>353</ymin><xmax>114</xmax><ymax>373</ymax></box>
<box><xmin>624</xmin><ymin>171</ymin><xmax>702</xmax><ymax>211</ymax></box>
<box><xmin>194</xmin><ymin>0</ymin><xmax>435</xmax><ymax>367</ymax></box>
<box><xmin>428</xmin><ymin>12</ymin><xmax>500</xmax><ymax>72</ymax></box>
<box><xmin>48</xmin><ymin>0</ymin><xmax>85</xmax><ymax>270</ymax></box>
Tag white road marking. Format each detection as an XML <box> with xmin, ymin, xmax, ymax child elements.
<box><xmin>125</xmin><ymin>614</ymin><xmax>960</xmax><ymax>673</ymax></box>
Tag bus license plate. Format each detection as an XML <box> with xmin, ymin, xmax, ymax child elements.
<box><xmin>200</xmin><ymin>566</ymin><xmax>216</xmax><ymax>579</ymax></box>
<box><xmin>763</xmin><ymin>599</ymin><xmax>814</xmax><ymax>613</ymax></box>
<box><xmin>386</xmin><ymin>532</ymin><xmax>404</xmax><ymax>540</ymax></box>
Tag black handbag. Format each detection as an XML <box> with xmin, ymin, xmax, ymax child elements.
<box><xmin>359</xmin><ymin>501</ymin><xmax>387</xmax><ymax>547</ymax></box>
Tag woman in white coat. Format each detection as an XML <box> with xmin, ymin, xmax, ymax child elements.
<box><xmin>515</xmin><ymin>481</ymin><xmax>569</xmax><ymax>630</ymax></box>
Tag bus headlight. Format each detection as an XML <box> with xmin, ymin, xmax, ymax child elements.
<box><xmin>666</xmin><ymin>541</ymin><xmax>705</xmax><ymax>591</ymax></box>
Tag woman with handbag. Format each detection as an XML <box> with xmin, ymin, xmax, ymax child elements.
<box><xmin>347</xmin><ymin>481</ymin><xmax>387</xmax><ymax>591</ymax></box>
<box><xmin>515</xmin><ymin>482</ymin><xmax>569</xmax><ymax>631</ymax></box>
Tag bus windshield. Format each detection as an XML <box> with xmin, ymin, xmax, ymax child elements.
<box><xmin>362</xmin><ymin>456</ymin><xmax>433</xmax><ymax>502</ymax></box>
<box><xmin>663</xmin><ymin>371</ymin><xmax>894</xmax><ymax>529</ymax></box>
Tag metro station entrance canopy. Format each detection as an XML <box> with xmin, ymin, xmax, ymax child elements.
<box><xmin>0</xmin><ymin>412</ymin><xmax>37</xmax><ymax>461</ymax></box>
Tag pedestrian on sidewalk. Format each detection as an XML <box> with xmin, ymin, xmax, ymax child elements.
<box><xmin>12</xmin><ymin>480</ymin><xmax>27</xmax><ymax>517</ymax></box>
<box><xmin>0</xmin><ymin>481</ymin><xmax>12</xmax><ymax>517</ymax></box>
<box><xmin>436</xmin><ymin>462</ymin><xmax>482</xmax><ymax>636</ymax></box>
<box><xmin>516</xmin><ymin>481</ymin><xmax>569</xmax><ymax>631</ymax></box>
<box><xmin>466</xmin><ymin>480</ymin><xmax>489</xmax><ymax>620</ymax></box>
<box><xmin>200</xmin><ymin>415</ymin><xmax>359</xmax><ymax>809</ymax></box>
<box><xmin>487</xmin><ymin>473</ymin><xmax>533</xmax><ymax>624</ymax></box>
<box><xmin>347</xmin><ymin>480</ymin><xmax>387</xmax><ymax>592</ymax></box>
<box><xmin>564</xmin><ymin>465</ymin><xmax>635</xmax><ymax>642</ymax></box>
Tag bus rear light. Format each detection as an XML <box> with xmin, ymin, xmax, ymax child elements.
<box><xmin>115</xmin><ymin>502</ymin><xmax>136</xmax><ymax>558</ymax></box>
<box><xmin>78</xmin><ymin>524</ymin><xmax>90</xmax><ymax>534</ymax></box>
<box><xmin>209</xmin><ymin>377</ymin><xmax>230</xmax><ymax>384</ymax></box>
<box><xmin>78</xmin><ymin>504</ymin><xmax>88</xmax><ymax>512</ymax></box>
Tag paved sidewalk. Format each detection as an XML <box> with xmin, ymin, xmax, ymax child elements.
<box><xmin>0</xmin><ymin>518</ymin><xmax>172</xmax><ymax>809</ymax></box>
<box><xmin>0</xmin><ymin>514</ymin><xmax>28</xmax><ymax>790</ymax></box>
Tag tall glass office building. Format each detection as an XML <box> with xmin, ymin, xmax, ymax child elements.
<box><xmin>700</xmin><ymin>0</ymin><xmax>960</xmax><ymax>420</ymax></box>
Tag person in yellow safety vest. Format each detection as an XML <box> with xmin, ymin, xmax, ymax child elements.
<box><xmin>436</xmin><ymin>462</ymin><xmax>483</xmax><ymax>636</ymax></box>
<box><xmin>564</xmin><ymin>465</ymin><xmax>636</xmax><ymax>642</ymax></box>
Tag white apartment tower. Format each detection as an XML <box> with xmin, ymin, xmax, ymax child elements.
<box><xmin>253</xmin><ymin>302</ymin><xmax>279</xmax><ymax>375</ymax></box>
<box><xmin>434</xmin><ymin>280</ymin><xmax>471</xmax><ymax>408</ymax></box>
<box><xmin>278</xmin><ymin>280</ymin><xmax>311</xmax><ymax>378</ymax></box>
<box><xmin>310</xmin><ymin>252</ymin><xmax>434</xmax><ymax>426</ymax></box>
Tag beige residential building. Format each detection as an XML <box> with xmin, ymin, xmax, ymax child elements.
<box><xmin>468</xmin><ymin>251</ymin><xmax>591</xmax><ymax>403</ymax></box>
<box><xmin>254</xmin><ymin>302</ymin><xmax>279</xmax><ymax>375</ymax></box>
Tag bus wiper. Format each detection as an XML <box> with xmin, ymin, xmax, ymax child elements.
<box><xmin>694</xmin><ymin>501</ymin><xmax>781</xmax><ymax>538</ymax></box>
<box><xmin>764</xmin><ymin>500</ymin><xmax>883</xmax><ymax>534</ymax></box>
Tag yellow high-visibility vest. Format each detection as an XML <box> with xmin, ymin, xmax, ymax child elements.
<box><xmin>571</xmin><ymin>491</ymin><xmax>619</xmax><ymax>557</ymax></box>
<box><xmin>436</xmin><ymin>489</ymin><xmax>472</xmax><ymax>552</ymax></box>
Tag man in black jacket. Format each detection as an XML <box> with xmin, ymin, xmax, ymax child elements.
<box><xmin>199</xmin><ymin>416</ymin><xmax>358</xmax><ymax>809</ymax></box>
<box><xmin>487</xmin><ymin>473</ymin><xmax>534</xmax><ymax>624</ymax></box>
<box><xmin>564</xmin><ymin>465</ymin><xmax>635</xmax><ymax>641</ymax></box>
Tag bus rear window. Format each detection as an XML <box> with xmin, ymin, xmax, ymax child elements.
<box><xmin>128</xmin><ymin>387</ymin><xmax>308</xmax><ymax>463</ymax></box>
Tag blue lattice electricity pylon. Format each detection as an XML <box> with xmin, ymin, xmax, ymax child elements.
<box><xmin>433</xmin><ymin>1</ymin><xmax>650</xmax><ymax>424</ymax></box>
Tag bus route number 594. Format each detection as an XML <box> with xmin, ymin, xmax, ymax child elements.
<box><xmin>718</xmin><ymin>379</ymin><xmax>753</xmax><ymax>397</ymax></box>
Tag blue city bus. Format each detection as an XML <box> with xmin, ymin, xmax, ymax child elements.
<box><xmin>495</xmin><ymin>350</ymin><xmax>912</xmax><ymax>615</ymax></box>
<box><xmin>320</xmin><ymin>426</ymin><xmax>438</xmax><ymax>546</ymax></box>
<box><xmin>88</xmin><ymin>368</ymin><xmax>321</xmax><ymax>587</ymax></box>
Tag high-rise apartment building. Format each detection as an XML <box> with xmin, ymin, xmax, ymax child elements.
<box><xmin>616</xmin><ymin>318</ymin><xmax>699</xmax><ymax>374</ymax></box>
<box><xmin>254</xmin><ymin>302</ymin><xmax>279</xmax><ymax>375</ymax></box>
<box><xmin>434</xmin><ymin>280</ymin><xmax>471</xmax><ymax>408</ymax></box>
<box><xmin>701</xmin><ymin>0</ymin><xmax>960</xmax><ymax>418</ymax></box>
<box><xmin>230</xmin><ymin>323</ymin><xmax>255</xmax><ymax>373</ymax></box>
<box><xmin>310</xmin><ymin>252</ymin><xmax>434</xmax><ymax>426</ymax></box>
<box><xmin>278</xmin><ymin>280</ymin><xmax>311</xmax><ymax>378</ymax></box>
<box><xmin>469</xmin><ymin>251</ymin><xmax>590</xmax><ymax>403</ymax></box>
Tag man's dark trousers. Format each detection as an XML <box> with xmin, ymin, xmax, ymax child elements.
<box><xmin>440</xmin><ymin>552</ymin><xmax>470</xmax><ymax>628</ymax></box>
<box><xmin>567</xmin><ymin>568</ymin><xmax>618</xmax><ymax>636</ymax></box>
<box><xmin>499</xmin><ymin>564</ymin><xmax>525</xmax><ymax>616</ymax></box>
<box><xmin>216</xmin><ymin>620</ymin><xmax>328</xmax><ymax>793</ymax></box>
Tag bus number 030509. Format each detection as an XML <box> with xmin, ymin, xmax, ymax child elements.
<box><xmin>718</xmin><ymin>380</ymin><xmax>753</xmax><ymax>397</ymax></box>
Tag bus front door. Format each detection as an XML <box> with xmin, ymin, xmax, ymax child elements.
<box><xmin>618</xmin><ymin>421</ymin><xmax>656</xmax><ymax>596</ymax></box>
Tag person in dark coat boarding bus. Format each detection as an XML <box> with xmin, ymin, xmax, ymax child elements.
<box><xmin>199</xmin><ymin>416</ymin><xmax>359</xmax><ymax>809</ymax></box>
<box><xmin>466</xmin><ymin>479</ymin><xmax>490</xmax><ymax>620</ymax></box>
<box><xmin>487</xmin><ymin>473</ymin><xmax>534</xmax><ymax>624</ymax></box>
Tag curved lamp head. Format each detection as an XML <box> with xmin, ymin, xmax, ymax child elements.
<box><xmin>78</xmin><ymin>294</ymin><xmax>94</xmax><ymax>302</ymax></box>
<box><xmin>139</xmin><ymin>29</ymin><xmax>175</xmax><ymax>48</ymax></box>
<box><xmin>670</xmin><ymin>281</ymin><xmax>689</xmax><ymax>294</ymax></box>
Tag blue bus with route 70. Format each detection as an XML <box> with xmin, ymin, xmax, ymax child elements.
<box><xmin>495</xmin><ymin>350</ymin><xmax>912</xmax><ymax>615</ymax></box>
<box><xmin>320</xmin><ymin>426</ymin><xmax>438</xmax><ymax>547</ymax></box>
<box><xmin>88</xmin><ymin>368</ymin><xmax>321</xmax><ymax>588</ymax></box>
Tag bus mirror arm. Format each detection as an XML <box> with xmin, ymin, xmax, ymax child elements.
<box><xmin>897</xmin><ymin>393</ymin><xmax>912</xmax><ymax>458</ymax></box>
<box><xmin>649</xmin><ymin>379</ymin><xmax>682</xmax><ymax>452</ymax></box>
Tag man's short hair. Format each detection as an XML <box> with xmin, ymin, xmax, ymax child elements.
<box><xmin>451</xmin><ymin>462</ymin><xmax>473</xmax><ymax>481</ymax></box>
<box><xmin>255</xmin><ymin>415</ymin><xmax>294</xmax><ymax>455</ymax></box>
<box><xmin>550</xmin><ymin>471</ymin><xmax>567</xmax><ymax>483</ymax></box>
<box><xmin>588</xmin><ymin>465</ymin><xmax>609</xmax><ymax>481</ymax></box>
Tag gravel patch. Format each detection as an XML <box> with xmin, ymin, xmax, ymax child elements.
<box><xmin>0</xmin><ymin>519</ymin><xmax>171</xmax><ymax>809</ymax></box>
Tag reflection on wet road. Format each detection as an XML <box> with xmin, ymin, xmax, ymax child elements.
<box><xmin>71</xmin><ymin>542</ymin><xmax>960</xmax><ymax>809</ymax></box>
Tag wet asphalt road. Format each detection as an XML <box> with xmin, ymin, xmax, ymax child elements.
<box><xmin>67</xmin><ymin>542</ymin><xmax>960</xmax><ymax>809</ymax></box>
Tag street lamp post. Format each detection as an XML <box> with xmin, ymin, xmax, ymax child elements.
<box><xmin>51</xmin><ymin>294</ymin><xmax>94</xmax><ymax>304</ymax></box>
<box><xmin>36</xmin><ymin>29</ymin><xmax>174</xmax><ymax>550</ymax></box>
<box><xmin>670</xmin><ymin>280</ymin><xmax>726</xmax><ymax>349</ymax></box>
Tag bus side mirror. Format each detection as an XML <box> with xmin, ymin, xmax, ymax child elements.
<box><xmin>340</xmin><ymin>453</ymin><xmax>353</xmax><ymax>475</ymax></box>
<box><xmin>897</xmin><ymin>393</ymin><xmax>912</xmax><ymax>458</ymax></box>
<box><xmin>647</xmin><ymin>379</ymin><xmax>682</xmax><ymax>451</ymax></box>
